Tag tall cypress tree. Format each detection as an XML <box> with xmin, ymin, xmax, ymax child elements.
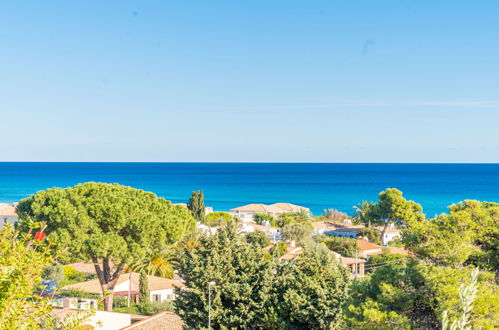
<box><xmin>188</xmin><ymin>190</ymin><xmax>206</xmax><ymax>223</ymax></box>
<box><xmin>139</xmin><ymin>271</ymin><xmax>149</xmax><ymax>304</ymax></box>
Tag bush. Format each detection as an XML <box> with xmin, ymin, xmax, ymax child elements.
<box><xmin>253</xmin><ymin>213</ymin><xmax>276</xmax><ymax>226</ymax></box>
<box><xmin>206</xmin><ymin>212</ymin><xmax>234</xmax><ymax>227</ymax></box>
<box><xmin>137</xmin><ymin>301</ymin><xmax>174</xmax><ymax>316</ymax></box>
<box><xmin>245</xmin><ymin>231</ymin><xmax>271</xmax><ymax>248</ymax></box>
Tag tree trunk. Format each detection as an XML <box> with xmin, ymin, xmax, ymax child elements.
<box><xmin>380</xmin><ymin>222</ymin><xmax>389</xmax><ymax>245</ymax></box>
<box><xmin>92</xmin><ymin>258</ymin><xmax>125</xmax><ymax>312</ymax></box>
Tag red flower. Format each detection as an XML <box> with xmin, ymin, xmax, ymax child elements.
<box><xmin>34</xmin><ymin>231</ymin><xmax>46</xmax><ymax>242</ymax></box>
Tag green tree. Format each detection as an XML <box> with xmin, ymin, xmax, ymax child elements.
<box><xmin>253</xmin><ymin>213</ymin><xmax>276</xmax><ymax>226</ymax></box>
<box><xmin>403</xmin><ymin>200</ymin><xmax>499</xmax><ymax>270</ymax></box>
<box><xmin>42</xmin><ymin>263</ymin><xmax>65</xmax><ymax>282</ymax></box>
<box><xmin>174</xmin><ymin>222</ymin><xmax>273</xmax><ymax>329</ymax></box>
<box><xmin>267</xmin><ymin>243</ymin><xmax>350</xmax><ymax>329</ymax></box>
<box><xmin>245</xmin><ymin>230</ymin><xmax>271</xmax><ymax>248</ymax></box>
<box><xmin>188</xmin><ymin>190</ymin><xmax>206</xmax><ymax>223</ymax></box>
<box><xmin>269</xmin><ymin>241</ymin><xmax>288</xmax><ymax>258</ymax></box>
<box><xmin>356</xmin><ymin>227</ymin><xmax>382</xmax><ymax>245</ymax></box>
<box><xmin>0</xmin><ymin>224</ymin><xmax>54</xmax><ymax>328</ymax></box>
<box><xmin>281</xmin><ymin>222</ymin><xmax>312</xmax><ymax>245</ymax></box>
<box><xmin>139</xmin><ymin>271</ymin><xmax>149</xmax><ymax>304</ymax></box>
<box><xmin>365</xmin><ymin>188</ymin><xmax>425</xmax><ymax>242</ymax></box>
<box><xmin>353</xmin><ymin>201</ymin><xmax>374</xmax><ymax>226</ymax></box>
<box><xmin>16</xmin><ymin>182</ymin><xmax>195</xmax><ymax>311</ymax></box>
<box><xmin>205</xmin><ymin>211</ymin><xmax>233</xmax><ymax>227</ymax></box>
<box><xmin>321</xmin><ymin>236</ymin><xmax>361</xmax><ymax>258</ymax></box>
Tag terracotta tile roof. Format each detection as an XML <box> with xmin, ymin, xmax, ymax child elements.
<box><xmin>231</xmin><ymin>202</ymin><xmax>308</xmax><ymax>213</ymax></box>
<box><xmin>121</xmin><ymin>311</ymin><xmax>184</xmax><ymax>330</ymax></box>
<box><xmin>61</xmin><ymin>273</ymin><xmax>184</xmax><ymax>295</ymax></box>
<box><xmin>262</xmin><ymin>243</ymin><xmax>303</xmax><ymax>261</ymax></box>
<box><xmin>310</xmin><ymin>221</ymin><xmax>337</xmax><ymax>230</ymax></box>
<box><xmin>65</xmin><ymin>262</ymin><xmax>100</xmax><ymax>275</ymax></box>
<box><xmin>374</xmin><ymin>226</ymin><xmax>402</xmax><ymax>233</ymax></box>
<box><xmin>356</xmin><ymin>240</ymin><xmax>382</xmax><ymax>251</ymax></box>
<box><xmin>0</xmin><ymin>203</ymin><xmax>17</xmax><ymax>217</ymax></box>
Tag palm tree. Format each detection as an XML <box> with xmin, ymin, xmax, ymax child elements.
<box><xmin>353</xmin><ymin>201</ymin><xmax>374</xmax><ymax>227</ymax></box>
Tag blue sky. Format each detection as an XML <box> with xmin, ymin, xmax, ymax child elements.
<box><xmin>1</xmin><ymin>1</ymin><xmax>498</xmax><ymax>162</ymax></box>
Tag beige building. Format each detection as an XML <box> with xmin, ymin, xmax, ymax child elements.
<box><xmin>62</xmin><ymin>273</ymin><xmax>184</xmax><ymax>303</ymax></box>
<box><xmin>0</xmin><ymin>203</ymin><xmax>18</xmax><ymax>228</ymax></box>
<box><xmin>230</xmin><ymin>202</ymin><xmax>309</xmax><ymax>222</ymax></box>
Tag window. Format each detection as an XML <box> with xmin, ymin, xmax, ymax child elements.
<box><xmin>152</xmin><ymin>294</ymin><xmax>161</xmax><ymax>302</ymax></box>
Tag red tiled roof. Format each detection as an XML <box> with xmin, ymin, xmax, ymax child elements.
<box><xmin>121</xmin><ymin>311</ymin><xmax>184</xmax><ymax>329</ymax></box>
<box><xmin>356</xmin><ymin>240</ymin><xmax>382</xmax><ymax>251</ymax></box>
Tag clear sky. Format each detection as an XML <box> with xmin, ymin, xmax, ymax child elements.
<box><xmin>1</xmin><ymin>1</ymin><xmax>498</xmax><ymax>162</ymax></box>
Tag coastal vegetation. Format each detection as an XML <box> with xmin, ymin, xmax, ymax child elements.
<box><xmin>1</xmin><ymin>183</ymin><xmax>497</xmax><ymax>328</ymax></box>
<box><xmin>16</xmin><ymin>182</ymin><xmax>195</xmax><ymax>311</ymax></box>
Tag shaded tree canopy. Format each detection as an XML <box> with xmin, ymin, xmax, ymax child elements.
<box><xmin>175</xmin><ymin>222</ymin><xmax>273</xmax><ymax>329</ymax></box>
<box><xmin>16</xmin><ymin>182</ymin><xmax>195</xmax><ymax>311</ymax></box>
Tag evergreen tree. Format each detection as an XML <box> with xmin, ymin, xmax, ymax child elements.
<box><xmin>139</xmin><ymin>271</ymin><xmax>149</xmax><ymax>304</ymax></box>
<box><xmin>174</xmin><ymin>222</ymin><xmax>273</xmax><ymax>329</ymax></box>
<box><xmin>188</xmin><ymin>190</ymin><xmax>206</xmax><ymax>223</ymax></box>
<box><xmin>268</xmin><ymin>243</ymin><xmax>351</xmax><ymax>329</ymax></box>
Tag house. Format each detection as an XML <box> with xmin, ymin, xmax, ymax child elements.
<box><xmin>340</xmin><ymin>257</ymin><xmax>366</xmax><ymax>277</ymax></box>
<box><xmin>356</xmin><ymin>240</ymin><xmax>383</xmax><ymax>258</ymax></box>
<box><xmin>310</xmin><ymin>220</ymin><xmax>337</xmax><ymax>235</ymax></box>
<box><xmin>239</xmin><ymin>222</ymin><xmax>282</xmax><ymax>242</ymax></box>
<box><xmin>121</xmin><ymin>311</ymin><xmax>184</xmax><ymax>330</ymax></box>
<box><xmin>196</xmin><ymin>222</ymin><xmax>218</xmax><ymax>235</ymax></box>
<box><xmin>0</xmin><ymin>203</ymin><xmax>18</xmax><ymax>228</ymax></box>
<box><xmin>61</xmin><ymin>273</ymin><xmax>185</xmax><ymax>303</ymax></box>
<box><xmin>262</xmin><ymin>242</ymin><xmax>303</xmax><ymax>262</ymax></box>
<box><xmin>52</xmin><ymin>308</ymin><xmax>132</xmax><ymax>329</ymax></box>
<box><xmin>229</xmin><ymin>203</ymin><xmax>309</xmax><ymax>222</ymax></box>
<box><xmin>330</xmin><ymin>250</ymin><xmax>366</xmax><ymax>277</ymax></box>
<box><xmin>374</xmin><ymin>226</ymin><xmax>402</xmax><ymax>245</ymax></box>
<box><xmin>327</xmin><ymin>225</ymin><xmax>364</xmax><ymax>239</ymax></box>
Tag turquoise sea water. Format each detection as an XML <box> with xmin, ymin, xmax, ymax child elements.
<box><xmin>1</xmin><ymin>163</ymin><xmax>498</xmax><ymax>217</ymax></box>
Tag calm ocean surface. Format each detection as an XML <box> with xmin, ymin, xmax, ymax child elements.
<box><xmin>1</xmin><ymin>163</ymin><xmax>498</xmax><ymax>217</ymax></box>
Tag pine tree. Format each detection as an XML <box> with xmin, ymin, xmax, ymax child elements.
<box><xmin>139</xmin><ymin>271</ymin><xmax>149</xmax><ymax>304</ymax></box>
<box><xmin>174</xmin><ymin>222</ymin><xmax>273</xmax><ymax>328</ymax></box>
<box><xmin>188</xmin><ymin>190</ymin><xmax>206</xmax><ymax>223</ymax></box>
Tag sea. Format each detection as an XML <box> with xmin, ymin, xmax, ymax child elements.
<box><xmin>1</xmin><ymin>163</ymin><xmax>498</xmax><ymax>217</ymax></box>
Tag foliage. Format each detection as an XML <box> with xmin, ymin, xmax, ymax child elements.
<box><xmin>58</xmin><ymin>289</ymin><xmax>101</xmax><ymax>300</ymax></box>
<box><xmin>356</xmin><ymin>227</ymin><xmax>382</xmax><ymax>245</ymax></box>
<box><xmin>269</xmin><ymin>241</ymin><xmax>288</xmax><ymax>258</ymax></box>
<box><xmin>175</xmin><ymin>222</ymin><xmax>274</xmax><ymax>329</ymax></box>
<box><xmin>346</xmin><ymin>257</ymin><xmax>499</xmax><ymax>330</ymax></box>
<box><xmin>345</xmin><ymin>259</ymin><xmax>436</xmax><ymax>329</ymax></box>
<box><xmin>442</xmin><ymin>267</ymin><xmax>479</xmax><ymax>330</ymax></box>
<box><xmin>321</xmin><ymin>236</ymin><xmax>361</xmax><ymax>258</ymax></box>
<box><xmin>0</xmin><ymin>224</ymin><xmax>55</xmax><ymax>328</ymax></box>
<box><xmin>59</xmin><ymin>266</ymin><xmax>91</xmax><ymax>287</ymax></box>
<box><xmin>188</xmin><ymin>190</ymin><xmax>206</xmax><ymax>223</ymax></box>
<box><xmin>281</xmin><ymin>222</ymin><xmax>312</xmax><ymax>245</ymax></box>
<box><xmin>253</xmin><ymin>212</ymin><xmax>276</xmax><ymax>226</ymax></box>
<box><xmin>267</xmin><ymin>243</ymin><xmax>351</xmax><ymax>329</ymax></box>
<box><xmin>364</xmin><ymin>188</ymin><xmax>425</xmax><ymax>227</ymax></box>
<box><xmin>139</xmin><ymin>271</ymin><xmax>149</xmax><ymax>304</ymax></box>
<box><xmin>353</xmin><ymin>201</ymin><xmax>374</xmax><ymax>225</ymax></box>
<box><xmin>276</xmin><ymin>210</ymin><xmax>310</xmax><ymax>227</ymax></box>
<box><xmin>16</xmin><ymin>182</ymin><xmax>195</xmax><ymax>311</ymax></box>
<box><xmin>138</xmin><ymin>301</ymin><xmax>175</xmax><ymax>315</ymax></box>
<box><xmin>403</xmin><ymin>200</ymin><xmax>499</xmax><ymax>269</ymax></box>
<box><xmin>323</xmin><ymin>208</ymin><xmax>350</xmax><ymax>222</ymax></box>
<box><xmin>419</xmin><ymin>264</ymin><xmax>498</xmax><ymax>329</ymax></box>
<box><xmin>205</xmin><ymin>211</ymin><xmax>233</xmax><ymax>227</ymax></box>
<box><xmin>42</xmin><ymin>263</ymin><xmax>65</xmax><ymax>282</ymax></box>
<box><xmin>245</xmin><ymin>230</ymin><xmax>271</xmax><ymax>248</ymax></box>
<box><xmin>365</xmin><ymin>251</ymin><xmax>407</xmax><ymax>274</ymax></box>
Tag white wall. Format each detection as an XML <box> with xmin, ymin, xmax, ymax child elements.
<box><xmin>149</xmin><ymin>289</ymin><xmax>175</xmax><ymax>303</ymax></box>
<box><xmin>0</xmin><ymin>216</ymin><xmax>18</xmax><ymax>228</ymax></box>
